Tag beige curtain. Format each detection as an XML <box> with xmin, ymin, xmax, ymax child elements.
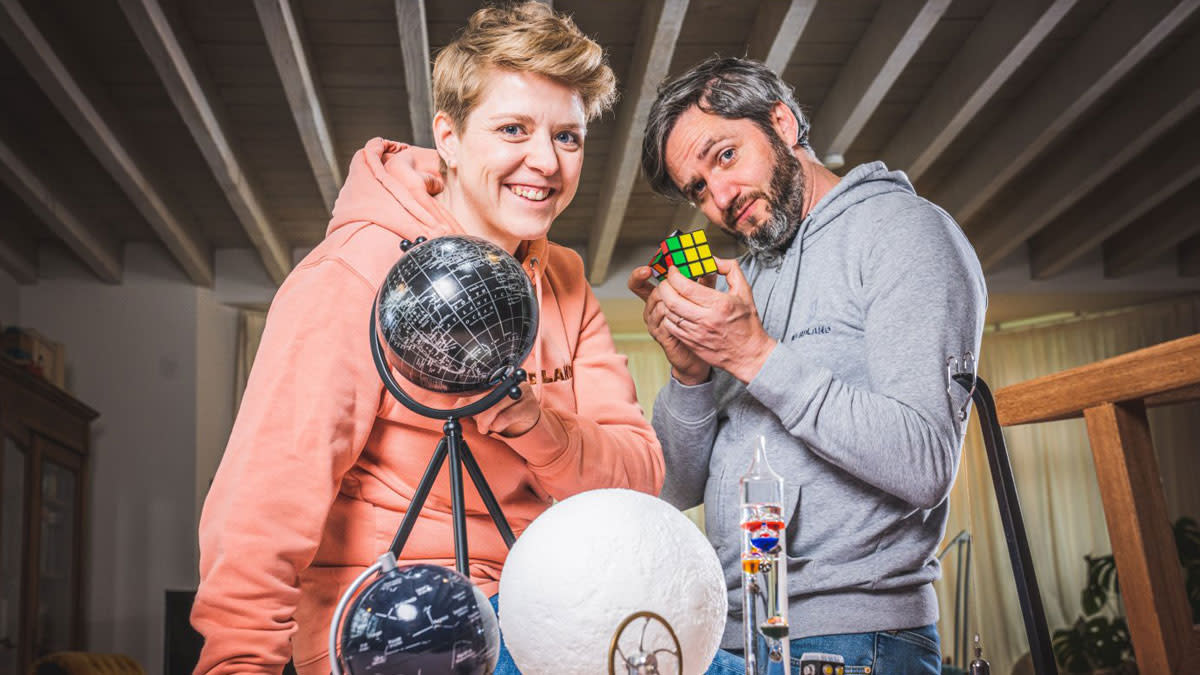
<box><xmin>234</xmin><ymin>309</ymin><xmax>268</xmax><ymax>417</ymax></box>
<box><xmin>938</xmin><ymin>297</ymin><xmax>1200</xmax><ymax>674</ymax></box>
<box><xmin>611</xmin><ymin>333</ymin><xmax>675</xmax><ymax>419</ymax></box>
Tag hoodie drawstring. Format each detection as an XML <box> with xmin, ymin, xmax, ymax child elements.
<box><xmin>530</xmin><ymin>256</ymin><xmax>545</xmax><ymax>401</ymax></box>
<box><xmin>779</xmin><ymin>217</ymin><xmax>812</xmax><ymax>335</ymax></box>
<box><xmin>754</xmin><ymin>216</ymin><xmax>810</xmax><ymax>340</ymax></box>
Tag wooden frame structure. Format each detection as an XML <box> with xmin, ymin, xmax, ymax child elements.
<box><xmin>994</xmin><ymin>333</ymin><xmax>1200</xmax><ymax>674</ymax></box>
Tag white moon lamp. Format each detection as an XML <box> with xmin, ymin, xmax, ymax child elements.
<box><xmin>499</xmin><ymin>488</ymin><xmax>727</xmax><ymax>674</ymax></box>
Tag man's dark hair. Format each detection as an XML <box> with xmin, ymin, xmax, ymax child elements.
<box><xmin>641</xmin><ymin>56</ymin><xmax>810</xmax><ymax>202</ymax></box>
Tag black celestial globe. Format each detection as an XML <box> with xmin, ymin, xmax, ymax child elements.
<box><xmin>338</xmin><ymin>564</ymin><xmax>500</xmax><ymax>675</ymax></box>
<box><xmin>375</xmin><ymin>235</ymin><xmax>538</xmax><ymax>393</ymax></box>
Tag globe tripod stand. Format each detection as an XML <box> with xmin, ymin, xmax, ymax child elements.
<box><xmin>369</xmin><ymin>305</ymin><xmax>523</xmax><ymax>575</ymax></box>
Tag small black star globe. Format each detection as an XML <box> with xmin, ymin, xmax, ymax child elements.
<box><xmin>339</xmin><ymin>564</ymin><xmax>500</xmax><ymax>675</ymax></box>
<box><xmin>375</xmin><ymin>235</ymin><xmax>538</xmax><ymax>393</ymax></box>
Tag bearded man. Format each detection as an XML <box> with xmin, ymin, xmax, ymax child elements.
<box><xmin>628</xmin><ymin>56</ymin><xmax>987</xmax><ymax>674</ymax></box>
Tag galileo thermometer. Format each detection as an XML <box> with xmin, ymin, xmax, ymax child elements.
<box><xmin>740</xmin><ymin>435</ymin><xmax>790</xmax><ymax>675</ymax></box>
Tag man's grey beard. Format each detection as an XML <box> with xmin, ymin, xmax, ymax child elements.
<box><xmin>728</xmin><ymin>135</ymin><xmax>807</xmax><ymax>259</ymax></box>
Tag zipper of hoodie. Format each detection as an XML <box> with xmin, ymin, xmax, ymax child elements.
<box><xmin>754</xmin><ymin>217</ymin><xmax>810</xmax><ymax>340</ymax></box>
<box><xmin>779</xmin><ymin>218</ymin><xmax>811</xmax><ymax>336</ymax></box>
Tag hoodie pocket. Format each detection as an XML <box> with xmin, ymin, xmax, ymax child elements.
<box><xmin>709</xmin><ymin>464</ymin><xmax>733</xmax><ymax>555</ymax></box>
<box><xmin>785</xmin><ymin>484</ymin><xmax>813</xmax><ymax>577</ymax></box>
<box><xmin>293</xmin><ymin>564</ymin><xmax>369</xmax><ymax>668</ymax></box>
<box><xmin>784</xmin><ymin>484</ymin><xmax>801</xmax><ymax>551</ymax></box>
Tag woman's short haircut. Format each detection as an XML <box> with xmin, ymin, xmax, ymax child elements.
<box><xmin>642</xmin><ymin>56</ymin><xmax>810</xmax><ymax>202</ymax></box>
<box><xmin>433</xmin><ymin>2</ymin><xmax>618</xmax><ymax>127</ymax></box>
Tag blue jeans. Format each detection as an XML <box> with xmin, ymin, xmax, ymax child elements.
<box><xmin>704</xmin><ymin>625</ymin><xmax>941</xmax><ymax>675</ymax></box>
<box><xmin>491</xmin><ymin>593</ymin><xmax>939</xmax><ymax>675</ymax></box>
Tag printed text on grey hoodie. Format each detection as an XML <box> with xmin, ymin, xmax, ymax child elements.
<box><xmin>653</xmin><ymin>162</ymin><xmax>987</xmax><ymax>649</ymax></box>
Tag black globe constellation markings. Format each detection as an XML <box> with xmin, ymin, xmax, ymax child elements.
<box><xmin>341</xmin><ymin>564</ymin><xmax>494</xmax><ymax>672</ymax></box>
<box><xmin>379</xmin><ymin>236</ymin><xmax>536</xmax><ymax>393</ymax></box>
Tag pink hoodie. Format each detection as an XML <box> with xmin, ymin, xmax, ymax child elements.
<box><xmin>192</xmin><ymin>138</ymin><xmax>664</xmax><ymax>674</ymax></box>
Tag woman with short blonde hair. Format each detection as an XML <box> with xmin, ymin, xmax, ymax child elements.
<box><xmin>191</xmin><ymin>4</ymin><xmax>661</xmax><ymax>674</ymax></box>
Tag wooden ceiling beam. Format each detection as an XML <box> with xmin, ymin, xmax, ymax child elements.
<box><xmin>809</xmin><ymin>0</ymin><xmax>951</xmax><ymax>167</ymax></box>
<box><xmin>746</xmin><ymin>0</ymin><xmax>818</xmax><ymax>74</ymax></box>
<box><xmin>0</xmin><ymin>226</ymin><xmax>38</xmax><ymax>284</ymax></box>
<box><xmin>395</xmin><ymin>0</ymin><xmax>433</xmax><ymax>148</ymax></box>
<box><xmin>931</xmin><ymin>0</ymin><xmax>1199</xmax><ymax>226</ymax></box>
<box><xmin>0</xmin><ymin>0</ymin><xmax>212</xmax><ymax>286</ymax></box>
<box><xmin>1027</xmin><ymin>118</ymin><xmax>1200</xmax><ymax>279</ymax></box>
<box><xmin>1179</xmin><ymin>236</ymin><xmax>1200</xmax><ymax>277</ymax></box>
<box><xmin>0</xmin><ymin>138</ymin><xmax>122</xmax><ymax>283</ymax></box>
<box><xmin>974</xmin><ymin>31</ymin><xmax>1200</xmax><ymax>272</ymax></box>
<box><xmin>254</xmin><ymin>0</ymin><xmax>342</xmax><ymax>212</ymax></box>
<box><xmin>880</xmin><ymin>0</ymin><xmax>1075</xmax><ymax>182</ymax></box>
<box><xmin>585</xmin><ymin>0</ymin><xmax>688</xmax><ymax>284</ymax></box>
<box><xmin>118</xmin><ymin>0</ymin><xmax>291</xmax><ymax>285</ymax></box>
<box><xmin>1104</xmin><ymin>187</ymin><xmax>1200</xmax><ymax>277</ymax></box>
<box><xmin>667</xmin><ymin>1</ymin><xmax>817</xmax><ymax>236</ymax></box>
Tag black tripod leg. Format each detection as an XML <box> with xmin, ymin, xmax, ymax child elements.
<box><xmin>955</xmin><ymin>374</ymin><xmax>1057</xmax><ymax>675</ymax></box>
<box><xmin>444</xmin><ymin>420</ymin><xmax>470</xmax><ymax>576</ymax></box>
<box><xmin>458</xmin><ymin>441</ymin><xmax>517</xmax><ymax>548</ymax></box>
<box><xmin>962</xmin><ymin>540</ymin><xmax>972</xmax><ymax>668</ymax></box>
<box><xmin>389</xmin><ymin>438</ymin><xmax>449</xmax><ymax>559</ymax></box>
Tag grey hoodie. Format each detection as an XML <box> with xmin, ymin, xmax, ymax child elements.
<box><xmin>653</xmin><ymin>162</ymin><xmax>987</xmax><ymax>648</ymax></box>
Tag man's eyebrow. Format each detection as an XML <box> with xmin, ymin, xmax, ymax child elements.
<box><xmin>697</xmin><ymin>134</ymin><xmax>732</xmax><ymax>160</ymax></box>
<box><xmin>676</xmin><ymin>135</ymin><xmax>733</xmax><ymax>195</ymax></box>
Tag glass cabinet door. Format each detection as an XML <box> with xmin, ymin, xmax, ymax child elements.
<box><xmin>1</xmin><ymin>437</ymin><xmax>25</xmax><ymax>672</ymax></box>
<box><xmin>33</xmin><ymin>454</ymin><xmax>77</xmax><ymax>658</ymax></box>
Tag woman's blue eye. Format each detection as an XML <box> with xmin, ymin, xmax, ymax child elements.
<box><xmin>500</xmin><ymin>125</ymin><xmax>522</xmax><ymax>135</ymax></box>
<box><xmin>555</xmin><ymin>131</ymin><xmax>580</xmax><ymax>144</ymax></box>
<box><xmin>720</xmin><ymin>148</ymin><xmax>735</xmax><ymax>162</ymax></box>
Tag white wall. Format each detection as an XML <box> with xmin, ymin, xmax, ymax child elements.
<box><xmin>19</xmin><ymin>244</ymin><xmax>241</xmax><ymax>674</ymax></box>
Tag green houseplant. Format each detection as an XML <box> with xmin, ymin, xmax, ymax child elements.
<box><xmin>1051</xmin><ymin>516</ymin><xmax>1200</xmax><ymax>674</ymax></box>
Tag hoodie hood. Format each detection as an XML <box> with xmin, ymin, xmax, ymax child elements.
<box><xmin>327</xmin><ymin>137</ymin><xmax>548</xmax><ymax>277</ymax></box>
<box><xmin>742</xmin><ymin>161</ymin><xmax>923</xmax><ymax>335</ymax></box>
<box><xmin>801</xmin><ymin>161</ymin><xmax>916</xmax><ymax>242</ymax></box>
<box><xmin>744</xmin><ymin>161</ymin><xmax>914</xmax><ymax>273</ymax></box>
<box><xmin>328</xmin><ymin>138</ymin><xmax>455</xmax><ymax>241</ymax></box>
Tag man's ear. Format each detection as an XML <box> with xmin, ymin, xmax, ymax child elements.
<box><xmin>432</xmin><ymin>110</ymin><xmax>459</xmax><ymax>169</ymax></box>
<box><xmin>770</xmin><ymin>101</ymin><xmax>800</xmax><ymax>147</ymax></box>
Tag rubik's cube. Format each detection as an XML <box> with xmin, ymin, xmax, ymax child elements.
<box><xmin>649</xmin><ymin>229</ymin><xmax>717</xmax><ymax>280</ymax></box>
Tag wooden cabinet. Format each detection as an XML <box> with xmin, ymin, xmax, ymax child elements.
<box><xmin>0</xmin><ymin>358</ymin><xmax>96</xmax><ymax>673</ymax></box>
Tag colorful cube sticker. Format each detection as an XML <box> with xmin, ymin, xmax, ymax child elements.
<box><xmin>647</xmin><ymin>229</ymin><xmax>716</xmax><ymax>280</ymax></box>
